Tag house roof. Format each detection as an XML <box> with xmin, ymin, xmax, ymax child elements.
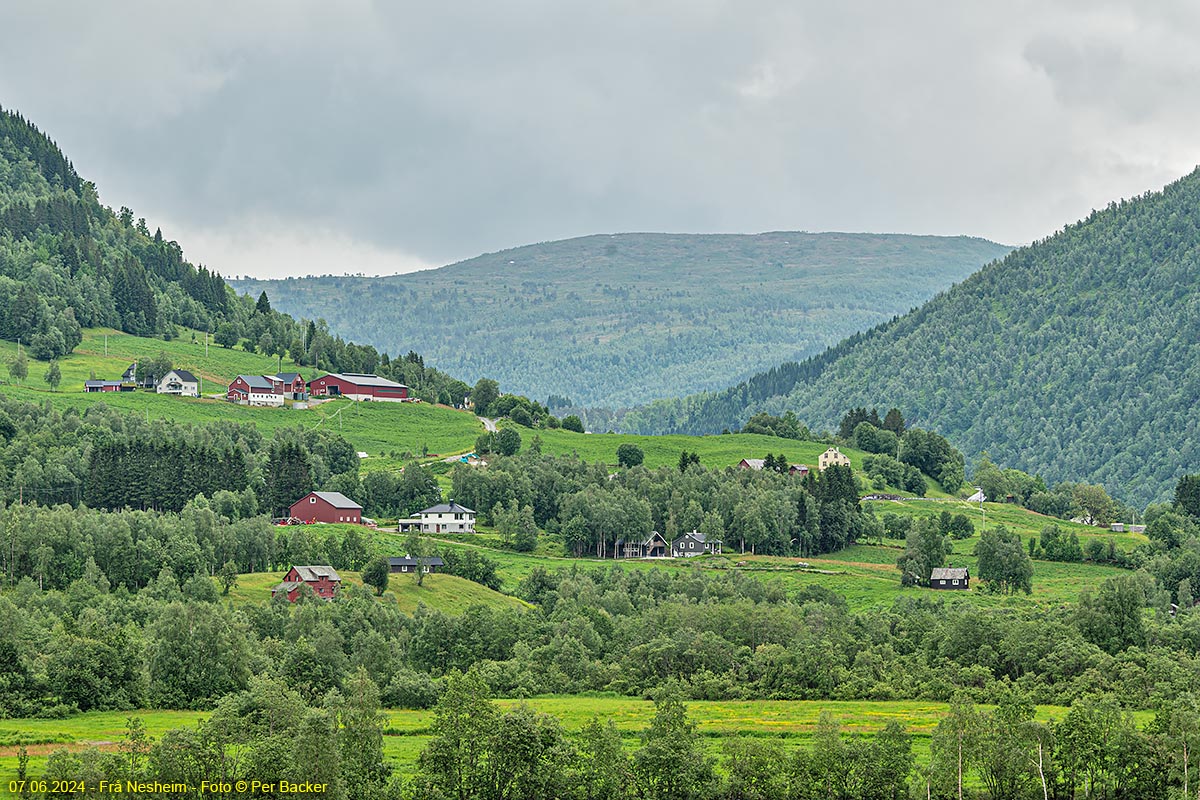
<box><xmin>930</xmin><ymin>567</ymin><xmax>969</xmax><ymax>581</ymax></box>
<box><xmin>320</xmin><ymin>372</ymin><xmax>409</xmax><ymax>389</ymax></box>
<box><xmin>166</xmin><ymin>369</ymin><xmax>198</xmax><ymax>383</ymax></box>
<box><xmin>966</xmin><ymin>490</ymin><xmax>986</xmax><ymax>503</ymax></box>
<box><xmin>276</xmin><ymin>372</ymin><xmax>302</xmax><ymax>382</ymax></box>
<box><xmin>289</xmin><ymin>565</ymin><xmax>341</xmax><ymax>582</ymax></box>
<box><xmin>740</xmin><ymin>458</ymin><xmax>765</xmax><ymax>469</ymax></box>
<box><xmin>304</xmin><ymin>491</ymin><xmax>363</xmax><ymax>510</ymax></box>
<box><xmin>84</xmin><ymin>380</ymin><xmax>123</xmax><ymax>388</ymax></box>
<box><xmin>674</xmin><ymin>531</ymin><xmax>719</xmax><ymax>545</ymax></box>
<box><xmin>388</xmin><ymin>555</ymin><xmax>446</xmax><ymax>567</ymax></box>
<box><xmin>273</xmin><ymin>581</ymin><xmax>302</xmax><ymax>593</ymax></box>
<box><xmin>234</xmin><ymin>374</ymin><xmax>276</xmax><ymax>390</ymax></box>
<box><xmin>420</xmin><ymin>500</ymin><xmax>475</xmax><ymax>515</ymax></box>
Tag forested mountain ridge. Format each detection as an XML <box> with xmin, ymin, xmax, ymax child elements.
<box><xmin>0</xmin><ymin>106</ymin><xmax>479</xmax><ymax>397</ymax></box>
<box><xmin>0</xmin><ymin>105</ymin><xmax>230</xmax><ymax>352</ymax></box>
<box><xmin>619</xmin><ymin>168</ymin><xmax>1200</xmax><ymax>505</ymax></box>
<box><xmin>230</xmin><ymin>232</ymin><xmax>1010</xmax><ymax>407</ymax></box>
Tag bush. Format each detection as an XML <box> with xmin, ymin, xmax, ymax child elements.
<box><xmin>561</xmin><ymin>415</ymin><xmax>584</xmax><ymax>433</ymax></box>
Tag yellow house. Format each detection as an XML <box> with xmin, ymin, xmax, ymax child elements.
<box><xmin>819</xmin><ymin>447</ymin><xmax>850</xmax><ymax>471</ymax></box>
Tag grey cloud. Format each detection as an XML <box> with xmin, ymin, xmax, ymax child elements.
<box><xmin>2</xmin><ymin>1</ymin><xmax>1200</xmax><ymax>276</ymax></box>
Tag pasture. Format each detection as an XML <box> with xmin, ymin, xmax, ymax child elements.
<box><xmin>219</xmin><ymin>568</ymin><xmax>528</xmax><ymax>615</ymax></box>
<box><xmin>0</xmin><ymin>698</ymin><xmax>1155</xmax><ymax>786</ymax></box>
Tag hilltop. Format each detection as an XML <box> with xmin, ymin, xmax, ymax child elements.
<box><xmin>619</xmin><ymin>169</ymin><xmax>1200</xmax><ymax>505</ymax></box>
<box><xmin>230</xmin><ymin>232</ymin><xmax>1010</xmax><ymax>408</ymax></box>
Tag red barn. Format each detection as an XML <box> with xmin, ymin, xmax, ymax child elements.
<box><xmin>275</xmin><ymin>372</ymin><xmax>307</xmax><ymax>400</ymax></box>
<box><xmin>272</xmin><ymin>565</ymin><xmax>341</xmax><ymax>602</ymax></box>
<box><xmin>310</xmin><ymin>373</ymin><xmax>409</xmax><ymax>402</ymax></box>
<box><xmin>290</xmin><ymin>491</ymin><xmax>363</xmax><ymax>524</ymax></box>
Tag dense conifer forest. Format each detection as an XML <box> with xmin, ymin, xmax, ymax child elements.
<box><xmin>615</xmin><ymin>170</ymin><xmax>1200</xmax><ymax>505</ymax></box>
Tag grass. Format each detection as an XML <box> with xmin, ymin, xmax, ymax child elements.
<box><xmin>864</xmin><ymin>497</ymin><xmax>1148</xmax><ymax>551</ymax></box>
<box><xmin>408</xmin><ymin>520</ymin><xmax>1130</xmax><ymax>611</ymax></box>
<box><xmin>515</xmin><ymin>424</ymin><xmax>951</xmax><ymax>494</ymax></box>
<box><xmin>0</xmin><ymin>327</ymin><xmax>297</xmax><ymax>391</ymax></box>
<box><xmin>0</xmin><ymin>328</ymin><xmax>486</xmax><ymax>468</ymax></box>
<box><xmin>220</xmin><ymin>568</ymin><xmax>528</xmax><ymax>615</ymax></box>
<box><xmin>0</xmin><ymin>698</ymin><xmax>1154</xmax><ymax>785</ymax></box>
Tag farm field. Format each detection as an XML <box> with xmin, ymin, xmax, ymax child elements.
<box><xmin>0</xmin><ymin>328</ymin><xmax>299</xmax><ymax>391</ymax></box>
<box><xmin>409</xmin><ymin>515</ymin><xmax>1131</xmax><ymax>611</ymax></box>
<box><xmin>864</xmin><ymin>497</ymin><xmax>1148</xmax><ymax>551</ymax></box>
<box><xmin>0</xmin><ymin>698</ymin><xmax>1155</xmax><ymax>786</ymax></box>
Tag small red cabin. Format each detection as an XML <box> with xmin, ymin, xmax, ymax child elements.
<box><xmin>272</xmin><ymin>565</ymin><xmax>341</xmax><ymax>602</ymax></box>
<box><xmin>290</xmin><ymin>491</ymin><xmax>363</xmax><ymax>524</ymax></box>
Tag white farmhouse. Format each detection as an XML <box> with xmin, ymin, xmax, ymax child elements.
<box><xmin>418</xmin><ymin>500</ymin><xmax>476</xmax><ymax>534</ymax></box>
<box><xmin>156</xmin><ymin>369</ymin><xmax>200</xmax><ymax>397</ymax></box>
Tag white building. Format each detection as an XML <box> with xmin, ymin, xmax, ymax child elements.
<box><xmin>418</xmin><ymin>500</ymin><xmax>476</xmax><ymax>534</ymax></box>
<box><xmin>156</xmin><ymin>369</ymin><xmax>200</xmax><ymax>397</ymax></box>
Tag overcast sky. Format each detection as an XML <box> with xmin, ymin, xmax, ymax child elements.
<box><xmin>3</xmin><ymin>1</ymin><xmax>1199</xmax><ymax>279</ymax></box>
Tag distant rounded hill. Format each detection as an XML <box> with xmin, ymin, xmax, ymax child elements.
<box><xmin>231</xmin><ymin>232</ymin><xmax>1009</xmax><ymax>408</ymax></box>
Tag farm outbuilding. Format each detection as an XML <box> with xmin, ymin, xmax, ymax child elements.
<box><xmin>310</xmin><ymin>373</ymin><xmax>409</xmax><ymax>402</ymax></box>
<box><xmin>290</xmin><ymin>491</ymin><xmax>363</xmax><ymax>525</ymax></box>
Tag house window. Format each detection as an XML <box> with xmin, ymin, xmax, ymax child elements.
<box><xmin>310</xmin><ymin>497</ymin><xmax>316</xmax><ymax>503</ymax></box>
<box><xmin>953</xmin><ymin>579</ymin><xmax>959</xmax><ymax>585</ymax></box>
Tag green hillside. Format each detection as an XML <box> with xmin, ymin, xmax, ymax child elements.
<box><xmin>230</xmin><ymin>232</ymin><xmax>1010</xmax><ymax>408</ymax></box>
<box><xmin>223</xmin><ymin>569</ymin><xmax>528</xmax><ymax>614</ymax></box>
<box><xmin>417</xmin><ymin>494</ymin><xmax>1133</xmax><ymax>611</ymax></box>
<box><xmin>620</xmin><ymin>169</ymin><xmax>1200</xmax><ymax>505</ymax></box>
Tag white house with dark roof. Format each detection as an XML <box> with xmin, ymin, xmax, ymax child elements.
<box><xmin>418</xmin><ymin>500</ymin><xmax>476</xmax><ymax>533</ymax></box>
<box><xmin>156</xmin><ymin>369</ymin><xmax>200</xmax><ymax>397</ymax></box>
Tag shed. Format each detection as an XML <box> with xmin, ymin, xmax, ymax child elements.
<box><xmin>930</xmin><ymin>566</ymin><xmax>970</xmax><ymax>590</ymax></box>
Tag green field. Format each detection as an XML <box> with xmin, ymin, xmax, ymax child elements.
<box><xmin>0</xmin><ymin>697</ymin><xmax>1153</xmax><ymax>786</ymax></box>
<box><xmin>510</xmin><ymin>423</ymin><xmax>954</xmax><ymax>495</ymax></box>
<box><xmin>865</xmin><ymin>497</ymin><xmax>1147</xmax><ymax>551</ymax></box>
<box><xmin>221</xmin><ymin>568</ymin><xmax>528</xmax><ymax>615</ymax></box>
<box><xmin>0</xmin><ymin>328</ymin><xmax>298</xmax><ymax>392</ymax></box>
<box><xmin>406</xmin><ymin>510</ymin><xmax>1130</xmax><ymax>612</ymax></box>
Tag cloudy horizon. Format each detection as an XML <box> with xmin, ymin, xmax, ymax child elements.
<box><xmin>3</xmin><ymin>1</ymin><xmax>1199</xmax><ymax>279</ymax></box>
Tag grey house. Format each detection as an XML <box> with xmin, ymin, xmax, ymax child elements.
<box><xmin>671</xmin><ymin>531</ymin><xmax>722</xmax><ymax>558</ymax></box>
<box><xmin>388</xmin><ymin>555</ymin><xmax>445</xmax><ymax>574</ymax></box>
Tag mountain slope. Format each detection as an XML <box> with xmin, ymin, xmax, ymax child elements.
<box><xmin>0</xmin><ymin>106</ymin><xmax>474</xmax><ymax>403</ymax></box>
<box><xmin>230</xmin><ymin>232</ymin><xmax>1010</xmax><ymax>407</ymax></box>
<box><xmin>622</xmin><ymin>169</ymin><xmax>1200</xmax><ymax>505</ymax></box>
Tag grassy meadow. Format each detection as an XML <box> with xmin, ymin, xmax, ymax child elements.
<box><xmin>399</xmin><ymin>493</ymin><xmax>1135</xmax><ymax>610</ymax></box>
<box><xmin>0</xmin><ymin>698</ymin><xmax>1155</xmax><ymax>786</ymax></box>
<box><xmin>219</xmin><ymin>568</ymin><xmax>528</xmax><ymax>614</ymax></box>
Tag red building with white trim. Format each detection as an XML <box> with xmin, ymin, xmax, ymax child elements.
<box><xmin>272</xmin><ymin>565</ymin><xmax>341</xmax><ymax>602</ymax></box>
<box><xmin>289</xmin><ymin>491</ymin><xmax>363</xmax><ymax>524</ymax></box>
<box><xmin>310</xmin><ymin>373</ymin><xmax>409</xmax><ymax>402</ymax></box>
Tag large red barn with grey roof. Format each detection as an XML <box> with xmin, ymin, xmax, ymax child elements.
<box><xmin>290</xmin><ymin>491</ymin><xmax>363</xmax><ymax>524</ymax></box>
<box><xmin>310</xmin><ymin>373</ymin><xmax>409</xmax><ymax>402</ymax></box>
